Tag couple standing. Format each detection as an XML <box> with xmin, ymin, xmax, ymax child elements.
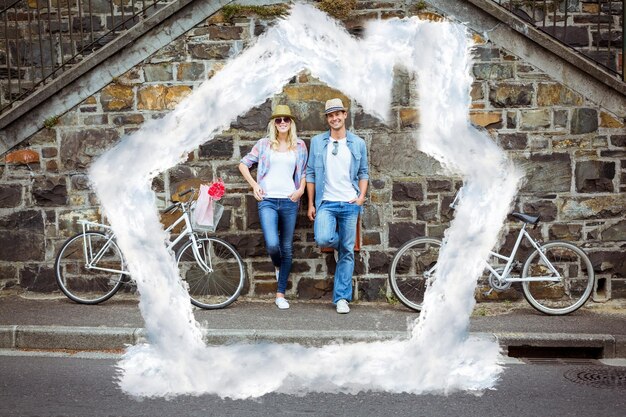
<box><xmin>239</xmin><ymin>99</ymin><xmax>369</xmax><ymax>314</ymax></box>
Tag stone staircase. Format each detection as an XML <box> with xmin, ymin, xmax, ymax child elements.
<box><xmin>0</xmin><ymin>0</ymin><xmax>175</xmax><ymax>115</ymax></box>
<box><xmin>0</xmin><ymin>0</ymin><xmax>233</xmax><ymax>155</ymax></box>
<box><xmin>493</xmin><ymin>0</ymin><xmax>624</xmax><ymax>78</ymax></box>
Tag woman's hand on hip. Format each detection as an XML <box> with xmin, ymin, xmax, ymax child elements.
<box><xmin>289</xmin><ymin>188</ymin><xmax>304</xmax><ymax>202</ymax></box>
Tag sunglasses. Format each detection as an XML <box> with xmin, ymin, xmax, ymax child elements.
<box><xmin>332</xmin><ymin>141</ymin><xmax>339</xmax><ymax>155</ymax></box>
<box><xmin>274</xmin><ymin>117</ymin><xmax>291</xmax><ymax>124</ymax></box>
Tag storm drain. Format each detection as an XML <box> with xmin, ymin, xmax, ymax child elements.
<box><xmin>507</xmin><ymin>345</ymin><xmax>603</xmax><ymax>359</ymax></box>
<box><xmin>522</xmin><ymin>358</ymin><xmax>599</xmax><ymax>366</ymax></box>
<box><xmin>563</xmin><ymin>367</ymin><xmax>626</xmax><ymax>390</ymax></box>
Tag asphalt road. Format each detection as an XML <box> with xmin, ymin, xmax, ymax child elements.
<box><xmin>1</xmin><ymin>352</ymin><xmax>625</xmax><ymax>417</ymax></box>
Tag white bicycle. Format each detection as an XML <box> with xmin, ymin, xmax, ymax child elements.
<box><xmin>389</xmin><ymin>191</ymin><xmax>595</xmax><ymax>316</ymax></box>
<box><xmin>54</xmin><ymin>189</ymin><xmax>246</xmax><ymax>309</ymax></box>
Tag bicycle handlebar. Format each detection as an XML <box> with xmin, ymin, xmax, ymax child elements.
<box><xmin>163</xmin><ymin>188</ymin><xmax>195</xmax><ymax>214</ymax></box>
<box><xmin>163</xmin><ymin>203</ymin><xmax>179</xmax><ymax>214</ymax></box>
<box><xmin>179</xmin><ymin>188</ymin><xmax>194</xmax><ymax>197</ymax></box>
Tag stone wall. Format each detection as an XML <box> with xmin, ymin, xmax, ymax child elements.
<box><xmin>1</xmin><ymin>0</ymin><xmax>625</xmax><ymax>303</ymax></box>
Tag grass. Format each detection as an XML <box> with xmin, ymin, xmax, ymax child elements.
<box><xmin>221</xmin><ymin>4</ymin><xmax>289</xmax><ymax>22</ymax></box>
<box><xmin>317</xmin><ymin>0</ymin><xmax>357</xmax><ymax>20</ymax></box>
<box><xmin>474</xmin><ymin>306</ymin><xmax>488</xmax><ymax>316</ymax></box>
<box><xmin>43</xmin><ymin>115</ymin><xmax>60</xmax><ymax>129</ymax></box>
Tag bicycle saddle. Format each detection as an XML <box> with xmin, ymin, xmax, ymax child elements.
<box><xmin>510</xmin><ymin>212</ymin><xmax>540</xmax><ymax>225</ymax></box>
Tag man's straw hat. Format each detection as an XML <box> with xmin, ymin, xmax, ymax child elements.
<box><xmin>324</xmin><ymin>98</ymin><xmax>347</xmax><ymax>114</ymax></box>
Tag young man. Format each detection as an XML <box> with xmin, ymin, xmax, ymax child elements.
<box><xmin>306</xmin><ymin>98</ymin><xmax>369</xmax><ymax>314</ymax></box>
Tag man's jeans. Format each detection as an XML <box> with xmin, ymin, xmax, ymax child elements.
<box><xmin>314</xmin><ymin>201</ymin><xmax>361</xmax><ymax>303</ymax></box>
<box><xmin>258</xmin><ymin>198</ymin><xmax>299</xmax><ymax>294</ymax></box>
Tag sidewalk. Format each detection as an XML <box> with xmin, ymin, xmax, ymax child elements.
<box><xmin>1</xmin><ymin>294</ymin><xmax>625</xmax><ymax>358</ymax></box>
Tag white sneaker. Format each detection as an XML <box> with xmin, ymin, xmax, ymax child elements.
<box><xmin>336</xmin><ymin>299</ymin><xmax>350</xmax><ymax>314</ymax></box>
<box><xmin>275</xmin><ymin>297</ymin><xmax>290</xmax><ymax>310</ymax></box>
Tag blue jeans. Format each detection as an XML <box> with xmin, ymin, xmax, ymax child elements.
<box><xmin>314</xmin><ymin>201</ymin><xmax>361</xmax><ymax>304</ymax></box>
<box><xmin>258</xmin><ymin>198</ymin><xmax>299</xmax><ymax>294</ymax></box>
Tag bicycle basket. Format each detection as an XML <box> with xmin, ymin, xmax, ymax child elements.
<box><xmin>191</xmin><ymin>199</ymin><xmax>224</xmax><ymax>233</ymax></box>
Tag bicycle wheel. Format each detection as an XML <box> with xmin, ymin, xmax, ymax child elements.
<box><xmin>55</xmin><ymin>231</ymin><xmax>125</xmax><ymax>304</ymax></box>
<box><xmin>388</xmin><ymin>238</ymin><xmax>441</xmax><ymax>312</ymax></box>
<box><xmin>522</xmin><ymin>241</ymin><xmax>594</xmax><ymax>315</ymax></box>
<box><xmin>176</xmin><ymin>237</ymin><xmax>246</xmax><ymax>309</ymax></box>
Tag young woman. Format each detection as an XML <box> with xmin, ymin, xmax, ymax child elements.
<box><xmin>239</xmin><ymin>105</ymin><xmax>308</xmax><ymax>310</ymax></box>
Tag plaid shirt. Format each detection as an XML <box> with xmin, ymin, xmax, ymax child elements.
<box><xmin>240</xmin><ymin>137</ymin><xmax>308</xmax><ymax>191</ymax></box>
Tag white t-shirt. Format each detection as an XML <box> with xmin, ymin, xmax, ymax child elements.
<box><xmin>323</xmin><ymin>138</ymin><xmax>357</xmax><ymax>202</ymax></box>
<box><xmin>264</xmin><ymin>150</ymin><xmax>297</xmax><ymax>198</ymax></box>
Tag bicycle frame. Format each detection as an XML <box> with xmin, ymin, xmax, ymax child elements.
<box><xmin>484</xmin><ymin>223</ymin><xmax>561</xmax><ymax>283</ymax></box>
<box><xmin>426</xmin><ymin>222</ymin><xmax>562</xmax><ymax>284</ymax></box>
<box><xmin>445</xmin><ymin>190</ymin><xmax>561</xmax><ymax>284</ymax></box>
<box><xmin>79</xmin><ymin>199</ymin><xmax>212</xmax><ymax>276</ymax></box>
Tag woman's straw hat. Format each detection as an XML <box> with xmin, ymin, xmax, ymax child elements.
<box><xmin>271</xmin><ymin>104</ymin><xmax>295</xmax><ymax>120</ymax></box>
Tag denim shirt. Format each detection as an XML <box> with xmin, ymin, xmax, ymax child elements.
<box><xmin>305</xmin><ymin>130</ymin><xmax>369</xmax><ymax>210</ymax></box>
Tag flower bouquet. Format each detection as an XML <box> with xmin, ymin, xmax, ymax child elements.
<box><xmin>192</xmin><ymin>179</ymin><xmax>226</xmax><ymax>232</ymax></box>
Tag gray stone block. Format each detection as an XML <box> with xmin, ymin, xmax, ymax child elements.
<box><xmin>230</xmin><ymin>100</ymin><xmax>272</xmax><ymax>131</ymax></box>
<box><xmin>0</xmin><ymin>185</ymin><xmax>22</xmax><ymax>208</ymax></box>
<box><xmin>571</xmin><ymin>108</ymin><xmax>598</xmax><ymax>134</ymax></box>
<box><xmin>489</xmin><ymin>83</ymin><xmax>534</xmax><ymax>108</ymax></box>
<box><xmin>588</xmin><ymin>250</ymin><xmax>626</xmax><ymax>277</ymax></box>
<box><xmin>297</xmin><ymin>277</ymin><xmax>334</xmax><ymax>300</ymax></box>
<box><xmin>603</xmin><ymin>220</ymin><xmax>626</xmax><ymax>241</ymax></box>
<box><xmin>59</xmin><ymin>129</ymin><xmax>121</xmax><ymax>170</ymax></box>
<box><xmin>143</xmin><ymin>63</ymin><xmax>174</xmax><ymax>82</ymax></box>
<box><xmin>189</xmin><ymin>42</ymin><xmax>233</xmax><ymax>60</ymax></box>
<box><xmin>575</xmin><ymin>160</ymin><xmax>615</xmax><ymax>193</ymax></box>
<box><xmin>32</xmin><ymin>176</ymin><xmax>68</xmax><ymax>206</ymax></box>
<box><xmin>392</xmin><ymin>181</ymin><xmax>423</xmax><ymax>201</ymax></box>
<box><xmin>357</xmin><ymin>277</ymin><xmax>386</xmax><ymax>301</ymax></box>
<box><xmin>518</xmin><ymin>153</ymin><xmax>571</xmax><ymax>193</ymax></box>
<box><xmin>0</xmin><ymin>230</ymin><xmax>45</xmax><ymax>262</ymax></box>
<box><xmin>200</xmin><ymin>136</ymin><xmax>234</xmax><ymax>159</ymax></box>
<box><xmin>20</xmin><ymin>265</ymin><xmax>57</xmax><ymax>292</ymax></box>
<box><xmin>388</xmin><ymin>222</ymin><xmax>425</xmax><ymax>248</ymax></box>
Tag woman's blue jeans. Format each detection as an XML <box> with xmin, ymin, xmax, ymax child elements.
<box><xmin>258</xmin><ymin>198</ymin><xmax>299</xmax><ymax>295</ymax></box>
<box><xmin>313</xmin><ymin>201</ymin><xmax>361</xmax><ymax>304</ymax></box>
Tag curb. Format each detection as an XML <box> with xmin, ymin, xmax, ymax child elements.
<box><xmin>201</xmin><ymin>329</ymin><xmax>408</xmax><ymax>346</ymax></box>
<box><xmin>1</xmin><ymin>325</ymin><xmax>625</xmax><ymax>358</ymax></box>
<box><xmin>0</xmin><ymin>325</ymin><xmax>137</xmax><ymax>351</ymax></box>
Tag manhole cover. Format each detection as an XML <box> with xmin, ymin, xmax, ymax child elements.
<box><xmin>564</xmin><ymin>367</ymin><xmax>626</xmax><ymax>389</ymax></box>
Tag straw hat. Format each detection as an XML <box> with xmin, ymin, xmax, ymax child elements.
<box><xmin>324</xmin><ymin>98</ymin><xmax>347</xmax><ymax>114</ymax></box>
<box><xmin>271</xmin><ymin>104</ymin><xmax>295</xmax><ymax>120</ymax></box>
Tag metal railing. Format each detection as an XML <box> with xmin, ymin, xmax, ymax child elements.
<box><xmin>0</xmin><ymin>0</ymin><xmax>171</xmax><ymax>114</ymax></box>
<box><xmin>491</xmin><ymin>0</ymin><xmax>625</xmax><ymax>81</ymax></box>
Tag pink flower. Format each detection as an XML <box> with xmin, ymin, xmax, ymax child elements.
<box><xmin>207</xmin><ymin>179</ymin><xmax>225</xmax><ymax>200</ymax></box>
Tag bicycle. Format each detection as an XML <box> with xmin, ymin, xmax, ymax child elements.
<box><xmin>388</xmin><ymin>191</ymin><xmax>595</xmax><ymax>316</ymax></box>
<box><xmin>54</xmin><ymin>188</ymin><xmax>246</xmax><ymax>309</ymax></box>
